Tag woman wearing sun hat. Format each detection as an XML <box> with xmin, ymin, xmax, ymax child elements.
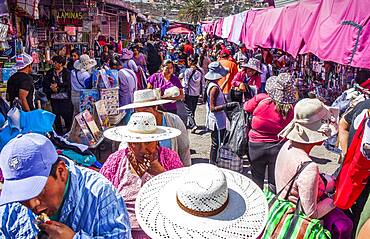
<box><xmin>232</xmin><ymin>57</ymin><xmax>262</xmax><ymax>96</ymax></box>
<box><xmin>134</xmin><ymin>163</ymin><xmax>268</xmax><ymax>239</ymax></box>
<box><xmin>276</xmin><ymin>98</ymin><xmax>352</xmax><ymax>239</ymax></box>
<box><xmin>119</xmin><ymin>89</ymin><xmax>191</xmax><ymax>167</ymax></box>
<box><xmin>100</xmin><ymin>112</ymin><xmax>183</xmax><ymax>238</ymax></box>
<box><xmin>244</xmin><ymin>73</ymin><xmax>297</xmax><ymax>189</ymax></box>
<box><xmin>204</xmin><ymin>62</ymin><xmax>238</xmax><ymax>164</ymax></box>
<box><xmin>70</xmin><ymin>54</ymin><xmax>97</xmax><ymax>115</ymax></box>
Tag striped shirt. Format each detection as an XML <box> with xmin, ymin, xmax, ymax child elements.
<box><xmin>0</xmin><ymin>159</ymin><xmax>131</xmax><ymax>238</ymax></box>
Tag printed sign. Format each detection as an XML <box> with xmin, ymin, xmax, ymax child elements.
<box><xmin>56</xmin><ymin>11</ymin><xmax>84</xmax><ymax>26</ymax></box>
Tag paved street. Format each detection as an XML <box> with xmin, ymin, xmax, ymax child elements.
<box><xmin>184</xmin><ymin>102</ymin><xmax>340</xmax><ymax>175</ymax></box>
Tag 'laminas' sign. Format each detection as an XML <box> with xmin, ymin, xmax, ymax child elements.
<box><xmin>56</xmin><ymin>11</ymin><xmax>84</xmax><ymax>26</ymax></box>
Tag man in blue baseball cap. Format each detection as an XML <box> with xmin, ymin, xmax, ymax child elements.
<box><xmin>0</xmin><ymin>133</ymin><xmax>131</xmax><ymax>238</ymax></box>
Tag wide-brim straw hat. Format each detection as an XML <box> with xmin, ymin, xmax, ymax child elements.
<box><xmin>205</xmin><ymin>61</ymin><xmax>229</xmax><ymax>81</ymax></box>
<box><xmin>118</xmin><ymin>89</ymin><xmax>174</xmax><ymax>110</ymax></box>
<box><xmin>278</xmin><ymin>98</ymin><xmax>339</xmax><ymax>144</ymax></box>
<box><xmin>104</xmin><ymin>112</ymin><xmax>181</xmax><ymax>142</ymax></box>
<box><xmin>265</xmin><ymin>73</ymin><xmax>298</xmax><ymax>104</ymax></box>
<box><xmin>74</xmin><ymin>54</ymin><xmax>97</xmax><ymax>70</ymax></box>
<box><xmin>241</xmin><ymin>58</ymin><xmax>262</xmax><ymax>73</ymax></box>
<box><xmin>135</xmin><ymin>164</ymin><xmax>268</xmax><ymax>239</ymax></box>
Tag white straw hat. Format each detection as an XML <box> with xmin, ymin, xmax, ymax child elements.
<box><xmin>135</xmin><ymin>164</ymin><xmax>268</xmax><ymax>239</ymax></box>
<box><xmin>278</xmin><ymin>98</ymin><xmax>339</xmax><ymax>143</ymax></box>
<box><xmin>118</xmin><ymin>89</ymin><xmax>173</xmax><ymax>110</ymax></box>
<box><xmin>74</xmin><ymin>54</ymin><xmax>97</xmax><ymax>70</ymax></box>
<box><xmin>104</xmin><ymin>112</ymin><xmax>181</xmax><ymax>142</ymax></box>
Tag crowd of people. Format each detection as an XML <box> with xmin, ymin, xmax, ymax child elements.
<box><xmin>0</xmin><ymin>32</ymin><xmax>370</xmax><ymax>239</ymax></box>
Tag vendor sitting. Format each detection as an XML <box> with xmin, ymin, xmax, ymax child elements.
<box><xmin>101</xmin><ymin>112</ymin><xmax>183</xmax><ymax>238</ymax></box>
<box><xmin>0</xmin><ymin>133</ymin><xmax>131</xmax><ymax>238</ymax></box>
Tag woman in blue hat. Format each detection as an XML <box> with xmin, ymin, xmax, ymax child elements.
<box><xmin>204</xmin><ymin>62</ymin><xmax>237</xmax><ymax>164</ymax></box>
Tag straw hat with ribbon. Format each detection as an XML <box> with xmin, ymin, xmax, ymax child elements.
<box><xmin>278</xmin><ymin>98</ymin><xmax>339</xmax><ymax>144</ymax></box>
<box><xmin>135</xmin><ymin>163</ymin><xmax>268</xmax><ymax>239</ymax></box>
<box><xmin>104</xmin><ymin>112</ymin><xmax>181</xmax><ymax>142</ymax></box>
<box><xmin>118</xmin><ymin>89</ymin><xmax>174</xmax><ymax>110</ymax></box>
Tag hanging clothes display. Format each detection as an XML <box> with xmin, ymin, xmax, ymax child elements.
<box><xmin>228</xmin><ymin>11</ymin><xmax>247</xmax><ymax>44</ymax></box>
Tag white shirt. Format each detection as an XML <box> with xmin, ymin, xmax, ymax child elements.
<box><xmin>184</xmin><ymin>68</ymin><xmax>204</xmax><ymax>96</ymax></box>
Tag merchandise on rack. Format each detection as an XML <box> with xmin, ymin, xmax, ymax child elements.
<box><xmin>82</xmin><ymin>109</ymin><xmax>102</xmax><ymax>141</ymax></box>
<box><xmin>99</xmin><ymin>87</ymin><xmax>119</xmax><ymax>115</ymax></box>
<box><xmin>94</xmin><ymin>100</ymin><xmax>110</xmax><ymax>130</ymax></box>
<box><xmin>79</xmin><ymin>89</ymin><xmax>100</xmax><ymax>114</ymax></box>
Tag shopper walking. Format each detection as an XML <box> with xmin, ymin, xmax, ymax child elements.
<box><xmin>6</xmin><ymin>53</ymin><xmax>35</xmax><ymax>111</ymax></box>
<box><xmin>204</xmin><ymin>62</ymin><xmax>237</xmax><ymax>164</ymax></box>
<box><xmin>218</xmin><ymin>49</ymin><xmax>238</xmax><ymax>101</ymax></box>
<box><xmin>183</xmin><ymin>54</ymin><xmax>203</xmax><ymax>132</ymax></box>
<box><xmin>147</xmin><ymin>59</ymin><xmax>184</xmax><ymax>114</ymax></box>
<box><xmin>70</xmin><ymin>54</ymin><xmax>97</xmax><ymax>115</ymax></box>
<box><xmin>244</xmin><ymin>73</ymin><xmax>296</xmax><ymax>189</ymax></box>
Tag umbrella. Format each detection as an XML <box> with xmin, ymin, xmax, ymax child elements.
<box><xmin>167</xmin><ymin>27</ymin><xmax>193</xmax><ymax>35</ymax></box>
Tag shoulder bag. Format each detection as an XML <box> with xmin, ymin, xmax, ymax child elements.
<box><xmin>262</xmin><ymin>161</ymin><xmax>331</xmax><ymax>239</ymax></box>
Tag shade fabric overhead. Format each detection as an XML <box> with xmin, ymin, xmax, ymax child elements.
<box><xmin>202</xmin><ymin>0</ymin><xmax>370</xmax><ymax>69</ymax></box>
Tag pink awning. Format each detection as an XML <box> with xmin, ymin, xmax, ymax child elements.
<box><xmin>167</xmin><ymin>27</ymin><xmax>192</xmax><ymax>35</ymax></box>
<box><xmin>299</xmin><ymin>0</ymin><xmax>370</xmax><ymax>68</ymax></box>
<box><xmin>202</xmin><ymin>0</ymin><xmax>370</xmax><ymax>69</ymax></box>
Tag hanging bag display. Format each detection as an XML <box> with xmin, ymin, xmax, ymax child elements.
<box><xmin>262</xmin><ymin>161</ymin><xmax>331</xmax><ymax>239</ymax></box>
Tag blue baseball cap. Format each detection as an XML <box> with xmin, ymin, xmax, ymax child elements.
<box><xmin>0</xmin><ymin>133</ymin><xmax>58</xmax><ymax>206</ymax></box>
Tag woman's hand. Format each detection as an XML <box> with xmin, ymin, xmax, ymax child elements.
<box><xmin>238</xmin><ymin>83</ymin><xmax>247</xmax><ymax>92</ymax></box>
<box><xmin>147</xmin><ymin>159</ymin><xmax>166</xmax><ymax>176</ymax></box>
<box><xmin>51</xmin><ymin>83</ymin><xmax>58</xmax><ymax>93</ymax></box>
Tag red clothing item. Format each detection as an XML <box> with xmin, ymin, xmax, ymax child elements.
<box><xmin>183</xmin><ymin>44</ymin><xmax>194</xmax><ymax>55</ymax></box>
<box><xmin>249</xmin><ymin>75</ymin><xmax>262</xmax><ymax>92</ymax></box>
<box><xmin>232</xmin><ymin>71</ymin><xmax>246</xmax><ymax>87</ymax></box>
<box><xmin>244</xmin><ymin>93</ymin><xmax>294</xmax><ymax>143</ymax></box>
<box><xmin>334</xmin><ymin>115</ymin><xmax>370</xmax><ymax>209</ymax></box>
<box><xmin>232</xmin><ymin>71</ymin><xmax>261</xmax><ymax>93</ymax></box>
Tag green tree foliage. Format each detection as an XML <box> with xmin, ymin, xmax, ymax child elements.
<box><xmin>179</xmin><ymin>0</ymin><xmax>208</xmax><ymax>23</ymax></box>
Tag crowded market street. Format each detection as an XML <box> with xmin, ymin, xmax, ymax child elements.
<box><xmin>186</xmin><ymin>103</ymin><xmax>340</xmax><ymax>175</ymax></box>
<box><xmin>1</xmin><ymin>0</ymin><xmax>370</xmax><ymax>238</ymax></box>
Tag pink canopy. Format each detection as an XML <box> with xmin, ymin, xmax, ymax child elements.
<box><xmin>167</xmin><ymin>27</ymin><xmax>193</xmax><ymax>35</ymax></box>
<box><xmin>299</xmin><ymin>0</ymin><xmax>370</xmax><ymax>69</ymax></box>
<box><xmin>202</xmin><ymin>0</ymin><xmax>370</xmax><ymax>69</ymax></box>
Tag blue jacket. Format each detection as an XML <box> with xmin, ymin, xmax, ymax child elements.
<box><xmin>0</xmin><ymin>160</ymin><xmax>132</xmax><ymax>238</ymax></box>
